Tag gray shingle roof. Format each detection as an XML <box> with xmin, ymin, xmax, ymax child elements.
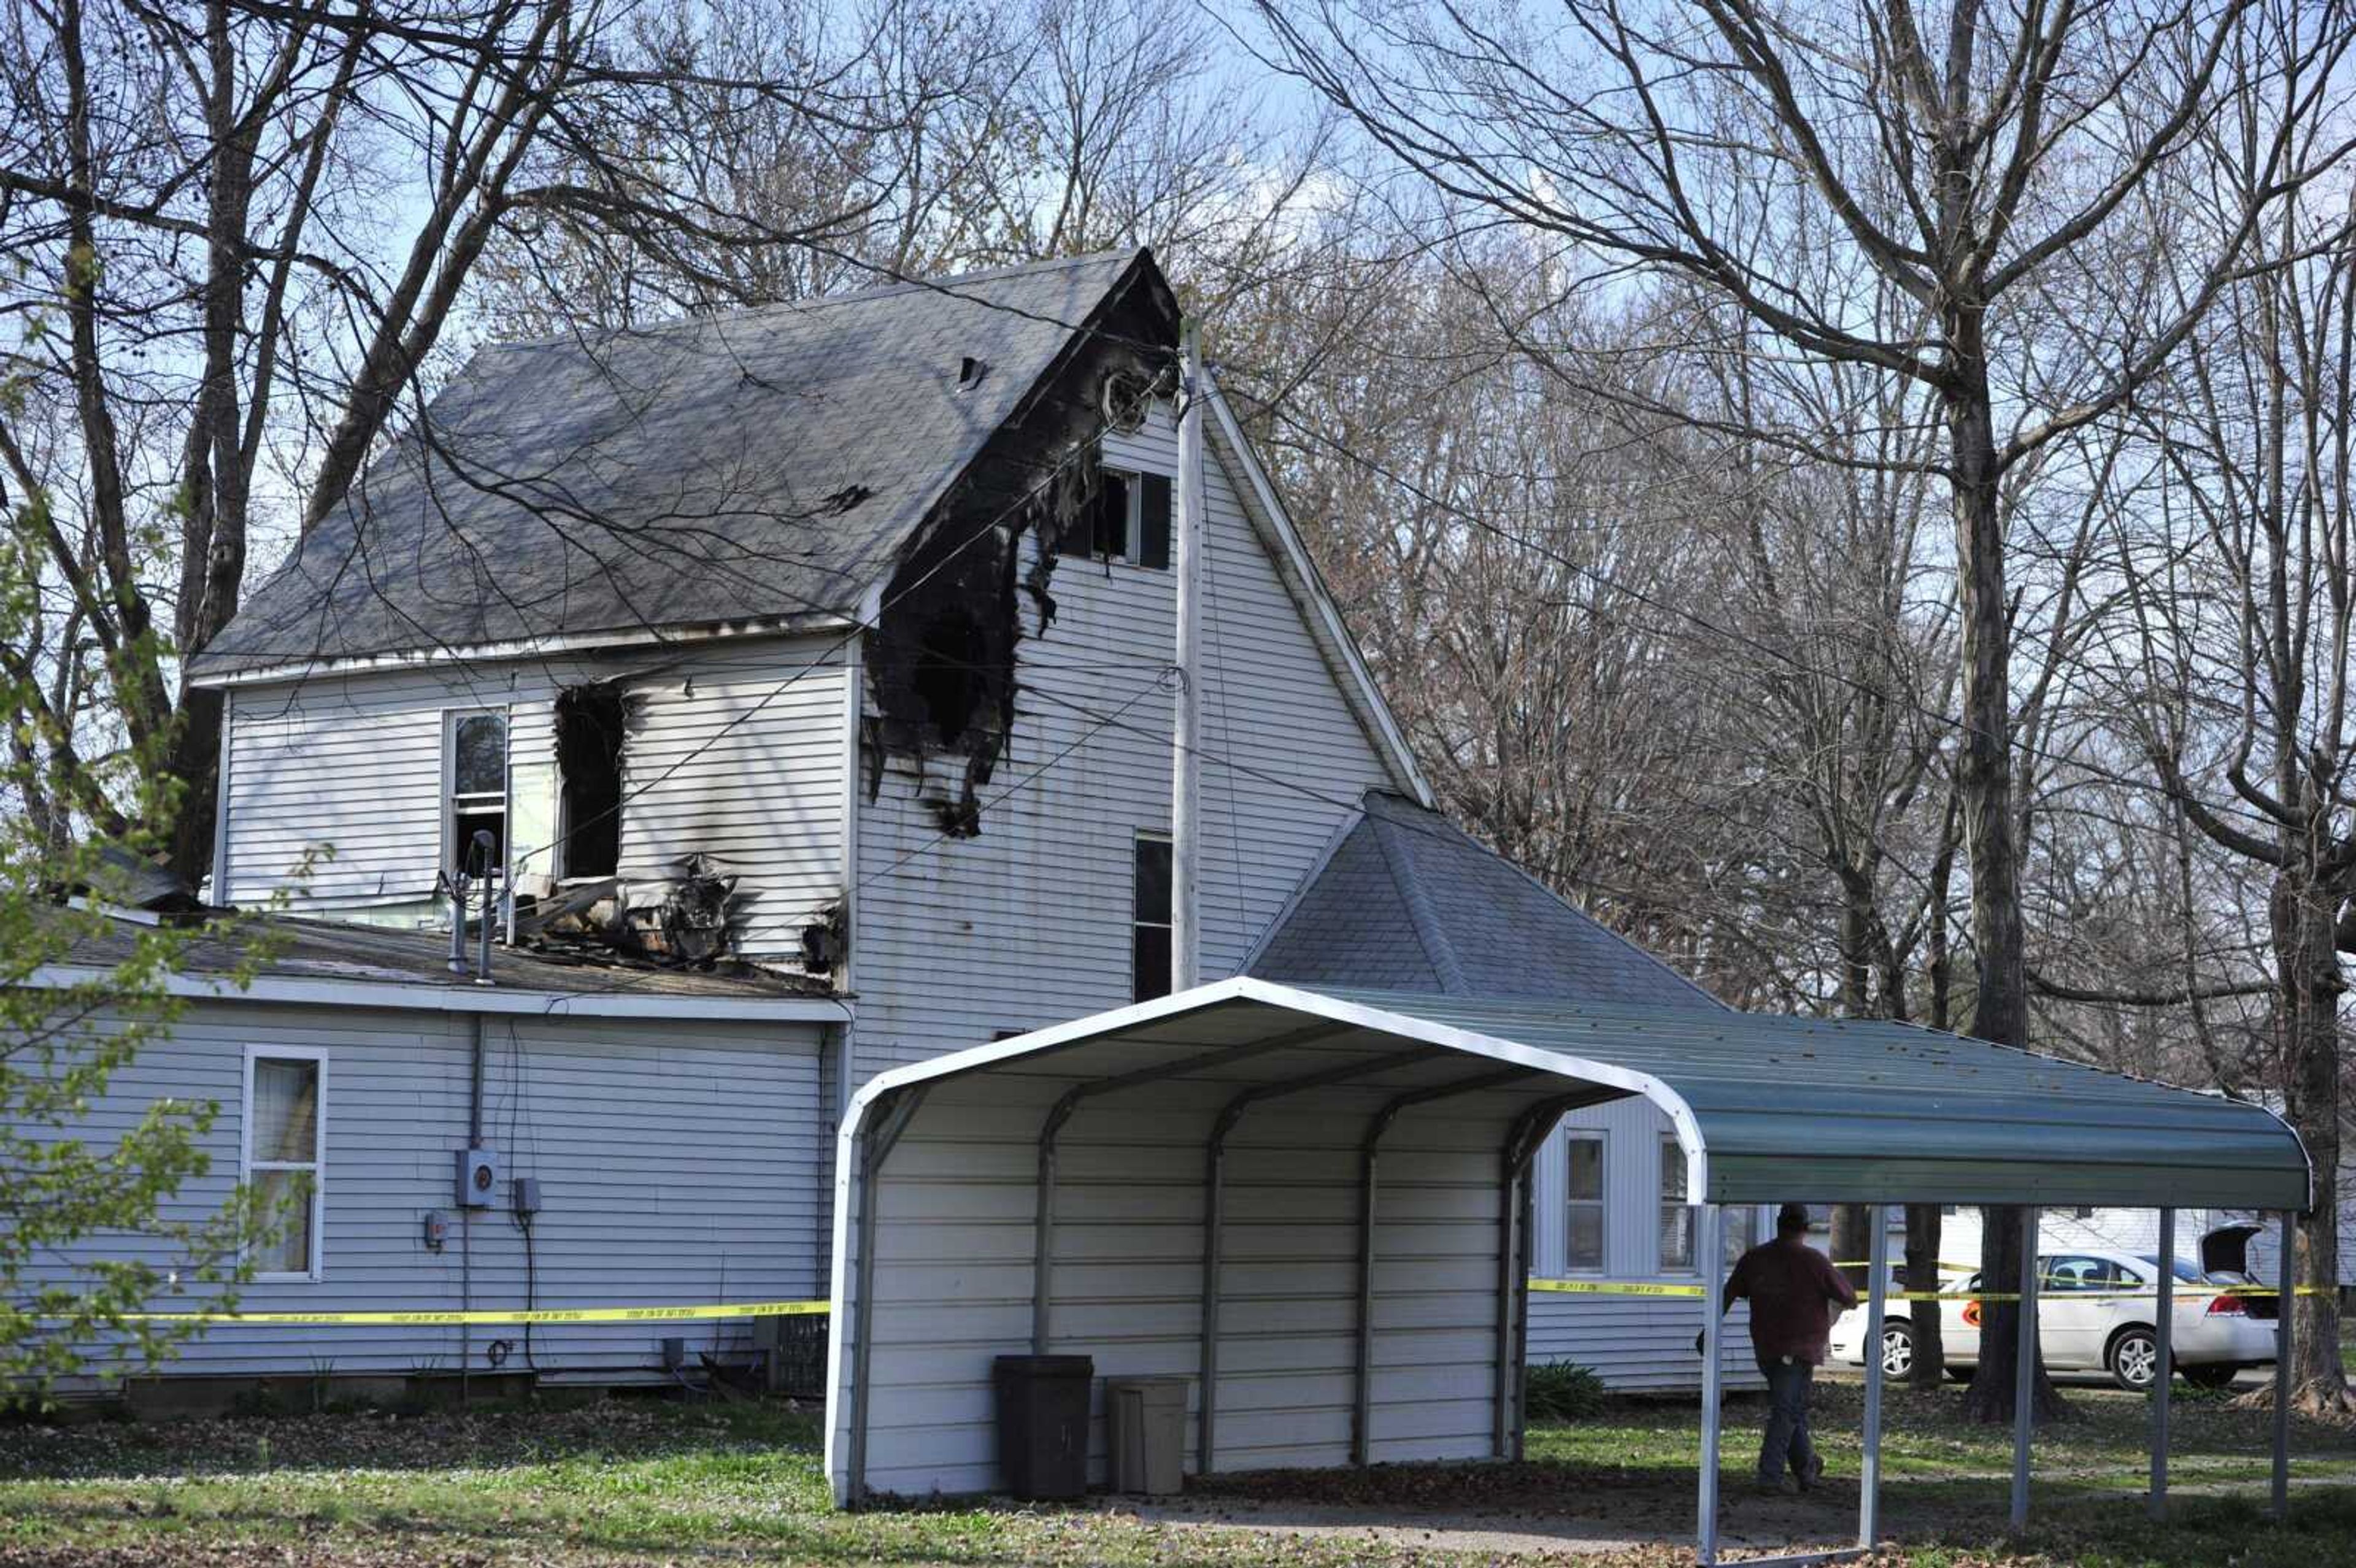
<box><xmin>194</xmin><ymin>251</ymin><xmax>1155</xmax><ymax>675</ymax></box>
<box><xmin>1247</xmin><ymin>791</ymin><xmax>1722</xmax><ymax>1009</ymax></box>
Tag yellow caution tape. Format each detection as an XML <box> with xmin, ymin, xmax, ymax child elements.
<box><xmin>1530</xmin><ymin>1278</ymin><xmax>1709</xmax><ymax>1298</ymax></box>
<box><xmin>80</xmin><ymin>1299</ymin><xmax>830</xmax><ymax>1327</ymax></box>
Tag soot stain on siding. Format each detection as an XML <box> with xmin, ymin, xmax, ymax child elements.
<box><xmin>863</xmin><ymin>284</ymin><xmax>1177</xmax><ymax>839</ymax></box>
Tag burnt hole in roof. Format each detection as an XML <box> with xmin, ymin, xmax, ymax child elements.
<box><xmin>821</xmin><ymin>484</ymin><xmax>872</xmax><ymax>515</ymax></box>
<box><xmin>958</xmin><ymin>356</ymin><xmax>990</xmax><ymax>391</ymax></box>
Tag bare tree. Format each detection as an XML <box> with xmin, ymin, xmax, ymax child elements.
<box><xmin>0</xmin><ymin>0</ymin><xmax>923</xmax><ymax>877</ymax></box>
<box><xmin>1252</xmin><ymin>0</ymin><xmax>2356</xmax><ymax>1419</ymax></box>
<box><xmin>2096</xmin><ymin>159</ymin><xmax>2356</xmax><ymax>1409</ymax></box>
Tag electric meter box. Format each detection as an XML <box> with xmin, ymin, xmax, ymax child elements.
<box><xmin>456</xmin><ymin>1147</ymin><xmax>501</xmax><ymax>1208</ymax></box>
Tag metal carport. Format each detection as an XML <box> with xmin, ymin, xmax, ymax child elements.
<box><xmin>823</xmin><ymin>978</ymin><xmax>2311</xmax><ymax>1560</ymax></box>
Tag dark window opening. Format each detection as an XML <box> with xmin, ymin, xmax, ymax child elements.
<box><xmin>1053</xmin><ymin>467</ymin><xmax>1169</xmax><ymax>569</ymax></box>
<box><xmin>556</xmin><ymin>686</ymin><xmax>626</xmax><ymax>879</ymax></box>
<box><xmin>912</xmin><ymin>609</ymin><xmax>987</xmax><ymax>745</ymax></box>
<box><xmin>1133</xmin><ymin>833</ymin><xmax>1172</xmax><ymax>1002</ymax></box>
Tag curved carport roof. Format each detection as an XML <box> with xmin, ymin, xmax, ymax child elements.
<box><xmin>824</xmin><ymin>978</ymin><xmax>2310</xmax><ymax>1517</ymax></box>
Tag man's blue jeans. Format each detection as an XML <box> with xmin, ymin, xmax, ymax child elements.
<box><xmin>1757</xmin><ymin>1355</ymin><xmax>1817</xmax><ymax>1483</ymax></box>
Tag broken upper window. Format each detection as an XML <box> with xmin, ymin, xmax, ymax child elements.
<box><xmin>1133</xmin><ymin>832</ymin><xmax>1173</xmax><ymax>1002</ymax></box>
<box><xmin>912</xmin><ymin>607</ymin><xmax>988</xmax><ymax>747</ymax></box>
<box><xmin>1057</xmin><ymin>467</ymin><xmax>1172</xmax><ymax>569</ymax></box>
<box><xmin>556</xmin><ymin>685</ymin><xmax>626</xmax><ymax>879</ymax></box>
<box><xmin>447</xmin><ymin>711</ymin><xmax>507</xmax><ymax>880</ymax></box>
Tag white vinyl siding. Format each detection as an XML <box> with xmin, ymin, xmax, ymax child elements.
<box><xmin>850</xmin><ymin>401</ymin><xmax>1404</xmax><ymax>1076</ymax></box>
<box><xmin>26</xmin><ymin>999</ymin><xmax>827</xmax><ymax>1389</ymax></box>
<box><xmin>217</xmin><ymin>635</ymin><xmax>849</xmax><ymax>960</ymax></box>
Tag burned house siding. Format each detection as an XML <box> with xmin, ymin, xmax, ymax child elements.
<box><xmin>214</xmin><ymin>637</ymin><xmax>850</xmax><ymax>963</ymax></box>
<box><xmin>848</xmin><ymin>403</ymin><xmax>1398</xmax><ymax>1073</ymax></box>
<box><xmin>17</xmin><ymin>997</ymin><xmax>826</xmax><ymax>1390</ymax></box>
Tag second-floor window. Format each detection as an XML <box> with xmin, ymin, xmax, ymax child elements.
<box><xmin>448</xmin><ymin>710</ymin><xmax>507</xmax><ymax>880</ymax></box>
<box><xmin>1133</xmin><ymin>832</ymin><xmax>1172</xmax><ymax>1001</ymax></box>
<box><xmin>1059</xmin><ymin>467</ymin><xmax>1172</xmax><ymax>568</ymax></box>
<box><xmin>1565</xmin><ymin>1131</ymin><xmax>1605</xmax><ymax>1272</ymax></box>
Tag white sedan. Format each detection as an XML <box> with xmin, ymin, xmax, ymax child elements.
<box><xmin>1830</xmin><ymin>1240</ymin><xmax>2277</xmax><ymax>1392</ymax></box>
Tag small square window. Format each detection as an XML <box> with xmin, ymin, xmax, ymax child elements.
<box><xmin>1057</xmin><ymin>468</ymin><xmax>1171</xmax><ymax>568</ymax></box>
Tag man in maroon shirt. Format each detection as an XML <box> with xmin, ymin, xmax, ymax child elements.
<box><xmin>1707</xmin><ymin>1203</ymin><xmax>1858</xmax><ymax>1494</ymax></box>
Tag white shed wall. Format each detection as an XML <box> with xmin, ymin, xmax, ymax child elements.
<box><xmin>849</xmin><ymin>403</ymin><xmax>1403</xmax><ymax>1078</ymax></box>
<box><xmin>1526</xmin><ymin>1099</ymin><xmax>1767</xmax><ymax>1393</ymax></box>
<box><xmin>833</xmin><ymin>1068</ymin><xmax>1526</xmax><ymax>1500</ymax></box>
<box><xmin>17</xmin><ymin>997</ymin><xmax>826</xmax><ymax>1389</ymax></box>
<box><xmin>217</xmin><ymin>634</ymin><xmax>849</xmax><ymax>959</ymax></box>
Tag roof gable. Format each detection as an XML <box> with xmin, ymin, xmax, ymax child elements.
<box><xmin>1247</xmin><ymin>791</ymin><xmax>1721</xmax><ymax>1010</ymax></box>
<box><xmin>194</xmin><ymin>252</ymin><xmax>1163</xmax><ymax>678</ymax></box>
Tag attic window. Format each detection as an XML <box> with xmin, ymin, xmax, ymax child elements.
<box><xmin>1056</xmin><ymin>467</ymin><xmax>1171</xmax><ymax>568</ymax></box>
<box><xmin>912</xmin><ymin>607</ymin><xmax>987</xmax><ymax>745</ymax></box>
<box><xmin>556</xmin><ymin>685</ymin><xmax>626</xmax><ymax>880</ymax></box>
<box><xmin>447</xmin><ymin>711</ymin><xmax>507</xmax><ymax>880</ymax></box>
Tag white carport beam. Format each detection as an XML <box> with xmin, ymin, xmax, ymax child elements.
<box><xmin>2010</xmin><ymin>1205</ymin><xmax>2039</xmax><ymax>1530</ymax></box>
<box><xmin>1858</xmin><ymin>1205</ymin><xmax>1888</xmax><ymax>1550</ymax></box>
<box><xmin>1195</xmin><ymin>1042</ymin><xmax>1452</xmax><ymax>1474</ymax></box>
<box><xmin>845</xmin><ymin>1085</ymin><xmax>929</xmax><ymax>1504</ymax></box>
<box><xmin>2271</xmin><ymin>1207</ymin><xmax>2294</xmax><ymax>1518</ymax></box>
<box><xmin>1350</xmin><ymin>1067</ymin><xmax>1542</xmax><ymax>1466</ymax></box>
<box><xmin>1031</xmin><ymin>1024</ymin><xmax>1349</xmax><ymax>1352</ymax></box>
<box><xmin>2152</xmin><ymin>1207</ymin><xmax>2174</xmax><ymax>1519</ymax></box>
<box><xmin>1696</xmin><ymin>1200</ymin><xmax>1724</xmax><ymax>1566</ymax></box>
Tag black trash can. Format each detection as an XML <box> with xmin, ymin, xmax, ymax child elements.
<box><xmin>992</xmin><ymin>1353</ymin><xmax>1093</xmax><ymax>1500</ymax></box>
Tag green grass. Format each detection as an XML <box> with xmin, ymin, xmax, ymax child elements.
<box><xmin>0</xmin><ymin>1383</ymin><xmax>2349</xmax><ymax>1566</ymax></box>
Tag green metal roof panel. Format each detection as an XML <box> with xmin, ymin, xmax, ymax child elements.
<box><xmin>1316</xmin><ymin>988</ymin><xmax>2311</xmax><ymax>1210</ymax></box>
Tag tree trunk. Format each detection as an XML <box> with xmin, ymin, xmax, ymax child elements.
<box><xmin>1942</xmin><ymin>322</ymin><xmax>2062</xmax><ymax>1424</ymax></box>
<box><xmin>2271</xmin><ymin>855</ymin><xmax>2350</xmax><ymax>1411</ymax></box>
<box><xmin>1831</xmin><ymin>1205</ymin><xmax>1874</xmax><ymax>1291</ymax></box>
<box><xmin>1905</xmin><ymin>1203</ymin><xmax>1946</xmax><ymax>1388</ymax></box>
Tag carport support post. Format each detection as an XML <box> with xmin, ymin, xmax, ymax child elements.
<box><xmin>2151</xmin><ymin>1207</ymin><xmax>2174</xmax><ymax>1520</ymax></box>
<box><xmin>1696</xmin><ymin>1201</ymin><xmax>1724</xmax><ymax>1567</ymax></box>
<box><xmin>2009</xmin><ymin>1205</ymin><xmax>2038</xmax><ymax>1531</ymax></box>
<box><xmin>1858</xmin><ymin>1204</ymin><xmax>1888</xmax><ymax>1551</ymax></box>
<box><xmin>2271</xmin><ymin>1205</ymin><xmax>2294</xmax><ymax>1520</ymax></box>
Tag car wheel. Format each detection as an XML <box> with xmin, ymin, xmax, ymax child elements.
<box><xmin>2109</xmin><ymin>1326</ymin><xmax>2161</xmax><ymax>1392</ymax></box>
<box><xmin>2181</xmin><ymin>1362</ymin><xmax>2241</xmax><ymax>1391</ymax></box>
<box><xmin>1877</xmin><ymin>1321</ymin><xmax>1916</xmax><ymax>1380</ymax></box>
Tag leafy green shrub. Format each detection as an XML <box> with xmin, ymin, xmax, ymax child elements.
<box><xmin>1525</xmin><ymin>1360</ymin><xmax>1607</xmax><ymax>1420</ymax></box>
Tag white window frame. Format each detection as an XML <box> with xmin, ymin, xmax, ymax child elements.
<box><xmin>444</xmin><ymin>708</ymin><xmax>509</xmax><ymax>881</ymax></box>
<box><xmin>241</xmin><ymin>1045</ymin><xmax>327</xmax><ymax>1283</ymax></box>
<box><xmin>1659</xmin><ymin>1132</ymin><xmax>1695</xmax><ymax>1274</ymax></box>
<box><xmin>1562</xmin><ymin>1129</ymin><xmax>1607</xmax><ymax>1275</ymax></box>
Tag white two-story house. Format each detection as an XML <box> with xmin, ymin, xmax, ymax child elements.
<box><xmin>23</xmin><ymin>250</ymin><xmax>1732</xmax><ymax>1398</ymax></box>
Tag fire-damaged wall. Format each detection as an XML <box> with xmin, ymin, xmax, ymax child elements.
<box><xmin>862</xmin><ymin>272</ymin><xmax>1179</xmax><ymax>836</ymax></box>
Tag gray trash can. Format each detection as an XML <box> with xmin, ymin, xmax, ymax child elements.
<box><xmin>1105</xmin><ymin>1375</ymin><xmax>1189</xmax><ymax>1496</ymax></box>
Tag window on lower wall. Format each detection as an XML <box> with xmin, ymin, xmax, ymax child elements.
<box><xmin>1660</xmin><ymin>1133</ymin><xmax>1694</xmax><ymax>1272</ymax></box>
<box><xmin>244</xmin><ymin>1050</ymin><xmax>325</xmax><ymax>1280</ymax></box>
<box><xmin>1133</xmin><ymin>832</ymin><xmax>1172</xmax><ymax>1002</ymax></box>
<box><xmin>447</xmin><ymin>710</ymin><xmax>507</xmax><ymax>880</ymax></box>
<box><xmin>1565</xmin><ymin>1131</ymin><xmax>1606</xmax><ymax>1272</ymax></box>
